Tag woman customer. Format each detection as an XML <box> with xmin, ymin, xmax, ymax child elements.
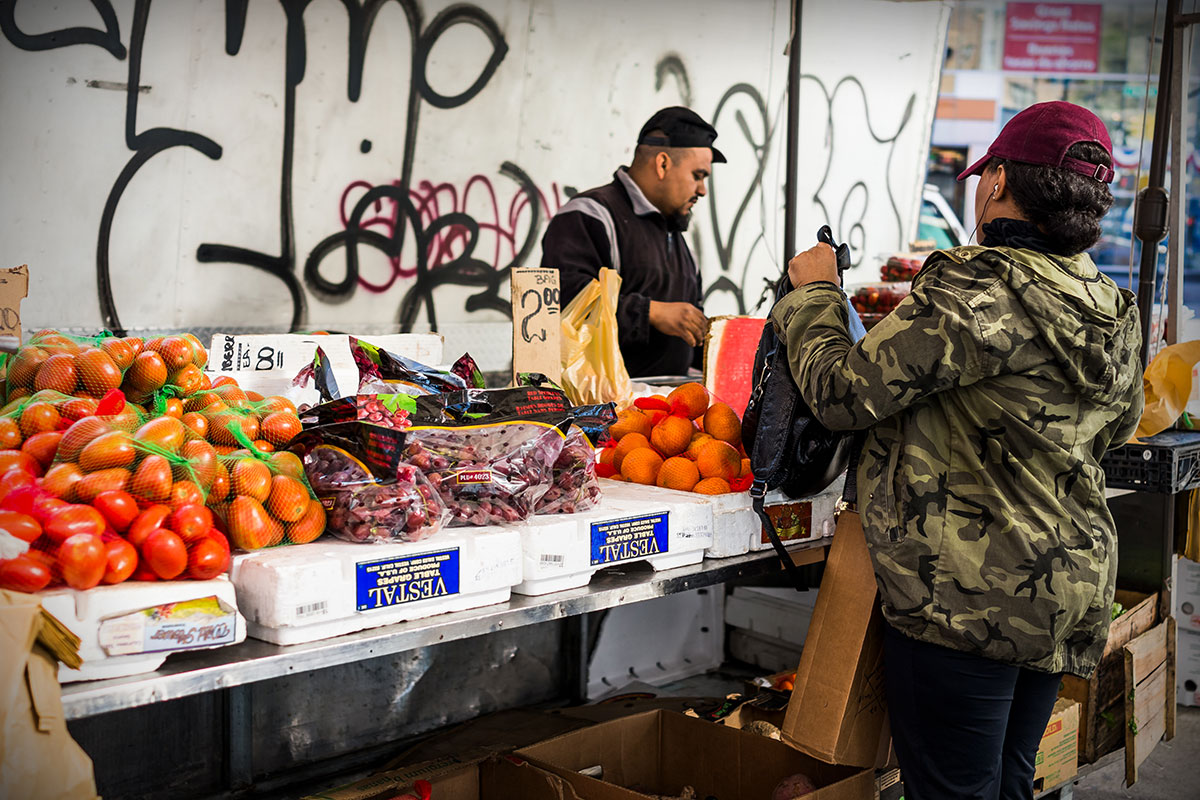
<box><xmin>774</xmin><ymin>101</ymin><xmax>1144</xmax><ymax>799</ymax></box>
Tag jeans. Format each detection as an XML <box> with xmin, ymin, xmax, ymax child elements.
<box><xmin>882</xmin><ymin>622</ymin><xmax>1063</xmax><ymax>800</ymax></box>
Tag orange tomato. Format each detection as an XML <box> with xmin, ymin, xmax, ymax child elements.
<box><xmin>170</xmin><ymin>363</ymin><xmax>204</xmax><ymax>396</ymax></box>
<box><xmin>59</xmin><ymin>397</ymin><xmax>99</xmax><ymax>421</ymax></box>
<box><xmin>131</xmin><ymin>455</ymin><xmax>173</xmax><ymax>502</ymax></box>
<box><xmin>75</xmin><ymin>348</ymin><xmax>122</xmax><ymax>395</ymax></box>
<box><xmin>181</xmin><ymin>412</ymin><xmax>208</xmax><ymax>439</ymax></box>
<box><xmin>133</xmin><ymin>417</ymin><xmax>186</xmax><ymax>454</ymax></box>
<box><xmin>19</xmin><ymin>402</ymin><xmax>61</xmax><ymax>437</ymax></box>
<box><xmin>207</xmin><ymin>410</ymin><xmax>259</xmax><ymax>446</ymax></box>
<box><xmin>41</xmin><ymin>462</ymin><xmax>83</xmax><ymax>501</ymax></box>
<box><xmin>34</xmin><ymin>353</ymin><xmax>78</xmax><ymax>394</ymax></box>
<box><xmin>213</xmin><ymin>383</ymin><xmax>251</xmax><ymax>409</ymax></box>
<box><xmin>163</xmin><ymin>398</ymin><xmax>184</xmax><ymax>419</ymax></box>
<box><xmin>208</xmin><ymin>460</ymin><xmax>231</xmax><ymax>503</ymax></box>
<box><xmin>211</xmin><ymin>375</ymin><xmax>238</xmax><ymax>388</ymax></box>
<box><xmin>180</xmin><ymin>333</ymin><xmax>208</xmax><ymax>369</ymax></box>
<box><xmin>57</xmin><ymin>417</ymin><xmax>110</xmax><ymax>461</ymax></box>
<box><xmin>6</xmin><ymin>347</ymin><xmax>49</xmax><ymax>388</ymax></box>
<box><xmin>267</xmin><ymin>475</ymin><xmax>310</xmax><ymax>523</ymax></box>
<box><xmin>269</xmin><ymin>451</ymin><xmax>305</xmax><ymax>480</ymax></box>
<box><xmin>75</xmin><ymin>468</ymin><xmax>132</xmax><ymax>502</ymax></box>
<box><xmin>287</xmin><ymin>500</ymin><xmax>326</xmax><ymax>544</ymax></box>
<box><xmin>79</xmin><ymin>430</ymin><xmax>137</xmax><ymax>472</ymax></box>
<box><xmin>99</xmin><ymin>337</ymin><xmax>136</xmax><ymax>371</ymax></box>
<box><xmin>260</xmin><ymin>411</ymin><xmax>302</xmax><ymax>447</ymax></box>
<box><xmin>250</xmin><ymin>440</ymin><xmax>274</xmax><ymax>453</ymax></box>
<box><xmin>126</xmin><ymin>350</ymin><xmax>168</xmax><ymax>393</ymax></box>
<box><xmin>256</xmin><ymin>396</ymin><xmax>299</xmax><ymax>415</ymax></box>
<box><xmin>227</xmin><ymin>495</ymin><xmax>274</xmax><ymax>550</ymax></box>
<box><xmin>180</xmin><ymin>439</ymin><xmax>217</xmax><ymax>489</ymax></box>
<box><xmin>21</xmin><ymin>431</ymin><xmax>63</xmax><ymax>469</ymax></box>
<box><xmin>0</xmin><ymin>418</ymin><xmax>22</xmax><ymax>449</ymax></box>
<box><xmin>169</xmin><ymin>480</ymin><xmax>205</xmax><ymax>510</ymax></box>
<box><xmin>230</xmin><ymin>458</ymin><xmax>271</xmax><ymax>502</ymax></box>
<box><xmin>155</xmin><ymin>336</ymin><xmax>194</xmax><ymax>372</ymax></box>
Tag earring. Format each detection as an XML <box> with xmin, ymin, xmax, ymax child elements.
<box><xmin>993</xmin><ymin>184</ymin><xmax>999</xmax><ymax>198</ymax></box>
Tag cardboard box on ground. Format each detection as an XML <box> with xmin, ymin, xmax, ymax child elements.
<box><xmin>1033</xmin><ymin>698</ymin><xmax>1080</xmax><ymax>793</ymax></box>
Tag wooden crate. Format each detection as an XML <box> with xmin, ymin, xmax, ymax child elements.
<box><xmin>1123</xmin><ymin>617</ymin><xmax>1177</xmax><ymax>785</ymax></box>
<box><xmin>1060</xmin><ymin>590</ymin><xmax>1159</xmax><ymax>763</ymax></box>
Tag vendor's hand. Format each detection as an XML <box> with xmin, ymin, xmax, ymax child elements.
<box><xmin>649</xmin><ymin>301</ymin><xmax>709</xmax><ymax>348</ymax></box>
<box><xmin>787</xmin><ymin>243</ymin><xmax>839</xmax><ymax>289</ymax></box>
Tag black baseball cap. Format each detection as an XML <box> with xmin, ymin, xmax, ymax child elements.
<box><xmin>637</xmin><ymin>106</ymin><xmax>726</xmax><ymax>163</ymax></box>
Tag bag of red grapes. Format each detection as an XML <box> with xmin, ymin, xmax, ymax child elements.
<box><xmin>291</xmin><ymin>421</ymin><xmax>448</xmax><ymax>543</ymax></box>
<box><xmin>292</xmin><ymin>338</ymin><xmax>482</xmax><ymax>403</ymax></box>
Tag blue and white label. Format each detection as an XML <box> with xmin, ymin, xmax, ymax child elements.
<box><xmin>590</xmin><ymin>513</ymin><xmax>669</xmax><ymax>566</ymax></box>
<box><xmin>356</xmin><ymin>549</ymin><xmax>460</xmax><ymax>611</ymax></box>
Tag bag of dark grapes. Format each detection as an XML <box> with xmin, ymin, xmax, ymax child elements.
<box><xmin>290</xmin><ymin>421</ymin><xmax>448</xmax><ymax>543</ymax></box>
<box><xmin>292</xmin><ymin>338</ymin><xmax>481</xmax><ymax>403</ymax></box>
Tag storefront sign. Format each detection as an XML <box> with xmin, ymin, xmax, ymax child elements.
<box><xmin>1003</xmin><ymin>3</ymin><xmax>1101</xmax><ymax>73</ymax></box>
<box><xmin>590</xmin><ymin>512</ymin><xmax>669</xmax><ymax>565</ymax></box>
<box><xmin>356</xmin><ymin>549</ymin><xmax>460</xmax><ymax>611</ymax></box>
<box><xmin>98</xmin><ymin>596</ymin><xmax>238</xmax><ymax>656</ymax></box>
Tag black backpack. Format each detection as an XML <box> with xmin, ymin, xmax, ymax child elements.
<box><xmin>741</xmin><ymin>226</ymin><xmax>861</xmax><ymax>588</ymax></box>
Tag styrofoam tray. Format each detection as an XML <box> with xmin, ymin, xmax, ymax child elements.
<box><xmin>230</xmin><ymin>528</ymin><xmax>521</xmax><ymax>645</ymax></box>
<box><xmin>514</xmin><ymin>490</ymin><xmax>713</xmax><ymax>596</ymax></box>
<box><xmin>757</xmin><ymin>476</ymin><xmax>845</xmax><ymax>552</ymax></box>
<box><xmin>41</xmin><ymin>577</ymin><xmax>246</xmax><ymax>683</ymax></box>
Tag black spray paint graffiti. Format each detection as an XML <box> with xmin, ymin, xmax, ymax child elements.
<box><xmin>1</xmin><ymin>0</ymin><xmax>522</xmax><ymax>334</ymax></box>
<box><xmin>655</xmin><ymin>56</ymin><xmax>915</xmax><ymax>315</ymax></box>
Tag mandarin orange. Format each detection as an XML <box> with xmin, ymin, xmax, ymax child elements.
<box><xmin>693</xmin><ymin>477</ymin><xmax>733</xmax><ymax>495</ymax></box>
<box><xmin>667</xmin><ymin>382</ymin><xmax>709</xmax><ymax>419</ymax></box>
<box><xmin>621</xmin><ymin>448</ymin><xmax>663</xmax><ymax>485</ymax></box>
<box><xmin>696</xmin><ymin>440</ymin><xmax>741</xmax><ymax>481</ymax></box>
<box><xmin>656</xmin><ymin>457</ymin><xmax>700</xmax><ymax>491</ymax></box>
<box><xmin>650</xmin><ymin>415</ymin><xmax>693</xmax><ymax>457</ymax></box>
<box><xmin>612</xmin><ymin>433</ymin><xmax>650</xmax><ymax>472</ymax></box>
<box><xmin>703</xmin><ymin>402</ymin><xmax>742</xmax><ymax>447</ymax></box>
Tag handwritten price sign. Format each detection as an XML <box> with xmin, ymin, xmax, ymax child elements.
<box><xmin>511</xmin><ymin>268</ymin><xmax>562</xmax><ymax>384</ymax></box>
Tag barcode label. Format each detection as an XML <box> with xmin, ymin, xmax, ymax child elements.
<box><xmin>296</xmin><ymin>601</ymin><xmax>328</xmax><ymax>619</ymax></box>
<box><xmin>539</xmin><ymin>554</ymin><xmax>565</xmax><ymax>567</ymax></box>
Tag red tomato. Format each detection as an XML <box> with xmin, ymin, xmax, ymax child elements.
<box><xmin>44</xmin><ymin>504</ymin><xmax>106</xmax><ymax>543</ymax></box>
<box><xmin>31</xmin><ymin>497</ymin><xmax>70</xmax><ymax>524</ymax></box>
<box><xmin>127</xmin><ymin>505</ymin><xmax>172</xmax><ymax>550</ymax></box>
<box><xmin>93</xmin><ymin>490</ymin><xmax>140</xmax><ymax>532</ymax></box>
<box><xmin>0</xmin><ymin>449</ymin><xmax>43</xmax><ymax>477</ymax></box>
<box><xmin>206</xmin><ymin>528</ymin><xmax>230</xmax><ymax>554</ymax></box>
<box><xmin>0</xmin><ymin>470</ymin><xmax>37</xmax><ymax>505</ymax></box>
<box><xmin>57</xmin><ymin>533</ymin><xmax>106</xmax><ymax>590</ymax></box>
<box><xmin>0</xmin><ymin>555</ymin><xmax>52</xmax><ymax>593</ymax></box>
<box><xmin>0</xmin><ymin>510</ymin><xmax>41</xmax><ymax>543</ymax></box>
<box><xmin>169</xmin><ymin>480</ymin><xmax>205</xmax><ymax>511</ymax></box>
<box><xmin>186</xmin><ymin>537</ymin><xmax>228</xmax><ymax>580</ymax></box>
<box><xmin>130</xmin><ymin>564</ymin><xmax>159</xmax><ymax>582</ymax></box>
<box><xmin>102</xmin><ymin>538</ymin><xmax>138</xmax><ymax>584</ymax></box>
<box><xmin>169</xmin><ymin>505</ymin><xmax>213</xmax><ymax>542</ymax></box>
<box><xmin>142</xmin><ymin>529</ymin><xmax>187</xmax><ymax>580</ymax></box>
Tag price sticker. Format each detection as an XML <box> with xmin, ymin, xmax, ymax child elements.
<box><xmin>511</xmin><ymin>267</ymin><xmax>562</xmax><ymax>384</ymax></box>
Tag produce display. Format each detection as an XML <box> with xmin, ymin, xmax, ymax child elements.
<box><xmin>0</xmin><ymin>331</ymin><xmax>320</xmax><ymax>595</ymax></box>
<box><xmin>601</xmin><ymin>382</ymin><xmax>752</xmax><ymax>495</ymax></box>
<box><xmin>880</xmin><ymin>253</ymin><xmax>925</xmax><ymax>282</ymax></box>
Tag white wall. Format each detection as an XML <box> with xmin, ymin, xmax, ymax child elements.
<box><xmin>0</xmin><ymin>0</ymin><xmax>948</xmax><ymax>368</ymax></box>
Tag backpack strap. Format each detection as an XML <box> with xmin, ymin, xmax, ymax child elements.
<box><xmin>752</xmin><ymin>479</ymin><xmax>810</xmax><ymax>592</ymax></box>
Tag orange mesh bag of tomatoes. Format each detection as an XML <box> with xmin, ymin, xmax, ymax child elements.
<box><xmin>181</xmin><ymin>380</ymin><xmax>303</xmax><ymax>457</ymax></box>
<box><xmin>0</xmin><ymin>389</ymin><xmax>137</xmax><ymax>474</ymax></box>
<box><xmin>207</xmin><ymin>424</ymin><xmax>326</xmax><ymax>551</ymax></box>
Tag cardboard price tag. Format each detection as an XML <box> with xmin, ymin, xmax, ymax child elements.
<box><xmin>0</xmin><ymin>264</ymin><xmax>29</xmax><ymax>340</ymax></box>
<box><xmin>511</xmin><ymin>267</ymin><xmax>562</xmax><ymax>384</ymax></box>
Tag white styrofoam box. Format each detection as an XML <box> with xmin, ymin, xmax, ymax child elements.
<box><xmin>206</xmin><ymin>332</ymin><xmax>444</xmax><ymax>406</ymax></box>
<box><xmin>586</xmin><ymin>587</ymin><xmax>724</xmax><ymax>699</ymax></box>
<box><xmin>41</xmin><ymin>577</ymin><xmax>246</xmax><ymax>683</ymax></box>
<box><xmin>757</xmin><ymin>475</ymin><xmax>845</xmax><ymax>551</ymax></box>
<box><xmin>725</xmin><ymin>586</ymin><xmax>819</xmax><ymax>646</ymax></box>
<box><xmin>1174</xmin><ymin>555</ymin><xmax>1200</xmax><ymax>634</ymax></box>
<box><xmin>230</xmin><ymin>528</ymin><xmax>520</xmax><ymax>645</ymax></box>
<box><xmin>514</xmin><ymin>491</ymin><xmax>713</xmax><ymax>596</ymax></box>
<box><xmin>594</xmin><ymin>479</ymin><xmax>754</xmax><ymax>559</ymax></box>
<box><xmin>1178</xmin><ymin>628</ymin><xmax>1200</xmax><ymax>707</ymax></box>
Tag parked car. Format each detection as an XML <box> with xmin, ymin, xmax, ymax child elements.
<box><xmin>918</xmin><ymin>184</ymin><xmax>968</xmax><ymax>249</ymax></box>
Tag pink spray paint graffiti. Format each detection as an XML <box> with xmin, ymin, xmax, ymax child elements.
<box><xmin>339</xmin><ymin>175</ymin><xmax>570</xmax><ymax>294</ymax></box>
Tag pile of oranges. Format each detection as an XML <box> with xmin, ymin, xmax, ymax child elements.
<box><xmin>598</xmin><ymin>382</ymin><xmax>752</xmax><ymax>495</ymax></box>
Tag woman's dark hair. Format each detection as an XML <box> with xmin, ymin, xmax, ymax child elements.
<box><xmin>990</xmin><ymin>141</ymin><xmax>1114</xmax><ymax>256</ymax></box>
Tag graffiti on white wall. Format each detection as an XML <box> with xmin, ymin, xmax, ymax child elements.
<box><xmin>0</xmin><ymin>0</ymin><xmax>948</xmax><ymax>363</ymax></box>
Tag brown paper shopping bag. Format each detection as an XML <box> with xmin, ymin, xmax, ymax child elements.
<box><xmin>0</xmin><ymin>589</ymin><xmax>98</xmax><ymax>800</ymax></box>
<box><xmin>782</xmin><ymin>510</ymin><xmax>892</xmax><ymax>768</ymax></box>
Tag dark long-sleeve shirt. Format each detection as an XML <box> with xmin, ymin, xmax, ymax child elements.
<box><xmin>539</xmin><ymin>168</ymin><xmax>703</xmax><ymax>377</ymax></box>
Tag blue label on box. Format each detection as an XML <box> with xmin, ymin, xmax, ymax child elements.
<box><xmin>590</xmin><ymin>513</ymin><xmax>669</xmax><ymax>566</ymax></box>
<box><xmin>356</xmin><ymin>548</ymin><xmax>460</xmax><ymax>612</ymax></box>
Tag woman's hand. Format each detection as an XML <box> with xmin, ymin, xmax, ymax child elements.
<box><xmin>787</xmin><ymin>243</ymin><xmax>839</xmax><ymax>289</ymax></box>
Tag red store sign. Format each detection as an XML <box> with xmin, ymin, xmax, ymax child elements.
<box><xmin>1003</xmin><ymin>2</ymin><xmax>1102</xmax><ymax>73</ymax></box>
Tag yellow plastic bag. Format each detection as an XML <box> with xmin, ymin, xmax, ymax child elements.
<box><xmin>560</xmin><ymin>268</ymin><xmax>632</xmax><ymax>406</ymax></box>
<box><xmin>1135</xmin><ymin>340</ymin><xmax>1200</xmax><ymax>439</ymax></box>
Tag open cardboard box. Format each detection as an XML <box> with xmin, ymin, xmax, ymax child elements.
<box><xmin>500</xmin><ymin>709</ymin><xmax>873</xmax><ymax>799</ymax></box>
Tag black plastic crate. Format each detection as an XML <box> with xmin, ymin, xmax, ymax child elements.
<box><xmin>1102</xmin><ymin>430</ymin><xmax>1200</xmax><ymax>494</ymax></box>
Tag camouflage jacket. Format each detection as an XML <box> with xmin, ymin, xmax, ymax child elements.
<box><xmin>771</xmin><ymin>245</ymin><xmax>1143</xmax><ymax>677</ymax></box>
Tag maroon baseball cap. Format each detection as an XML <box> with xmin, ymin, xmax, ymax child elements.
<box><xmin>957</xmin><ymin>101</ymin><xmax>1115</xmax><ymax>183</ymax></box>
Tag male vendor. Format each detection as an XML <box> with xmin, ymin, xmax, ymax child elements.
<box><xmin>540</xmin><ymin>107</ymin><xmax>724</xmax><ymax>377</ymax></box>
